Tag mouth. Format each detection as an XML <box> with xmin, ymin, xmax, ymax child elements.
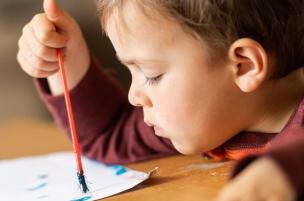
<box><xmin>144</xmin><ymin>121</ymin><xmax>165</xmax><ymax>137</ymax></box>
<box><xmin>153</xmin><ymin>126</ymin><xmax>164</xmax><ymax>137</ymax></box>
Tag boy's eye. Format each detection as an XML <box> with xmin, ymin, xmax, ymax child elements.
<box><xmin>144</xmin><ymin>74</ymin><xmax>163</xmax><ymax>86</ymax></box>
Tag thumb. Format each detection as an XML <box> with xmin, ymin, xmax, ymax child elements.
<box><xmin>43</xmin><ymin>0</ymin><xmax>73</xmax><ymax>30</ymax></box>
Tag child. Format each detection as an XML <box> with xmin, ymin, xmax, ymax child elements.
<box><xmin>17</xmin><ymin>0</ymin><xmax>304</xmax><ymax>200</ymax></box>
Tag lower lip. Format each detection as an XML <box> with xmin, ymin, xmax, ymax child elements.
<box><xmin>153</xmin><ymin>126</ymin><xmax>164</xmax><ymax>136</ymax></box>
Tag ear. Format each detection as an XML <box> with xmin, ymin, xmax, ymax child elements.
<box><xmin>228</xmin><ymin>38</ymin><xmax>268</xmax><ymax>93</ymax></box>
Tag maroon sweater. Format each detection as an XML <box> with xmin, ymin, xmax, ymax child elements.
<box><xmin>35</xmin><ymin>57</ymin><xmax>304</xmax><ymax>198</ymax></box>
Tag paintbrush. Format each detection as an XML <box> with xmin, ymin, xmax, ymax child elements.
<box><xmin>56</xmin><ymin>48</ymin><xmax>89</xmax><ymax>193</ymax></box>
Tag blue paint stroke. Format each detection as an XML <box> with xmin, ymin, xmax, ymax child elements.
<box><xmin>26</xmin><ymin>182</ymin><xmax>48</xmax><ymax>191</ymax></box>
<box><xmin>110</xmin><ymin>165</ymin><xmax>128</xmax><ymax>175</ymax></box>
<box><xmin>37</xmin><ymin>174</ymin><xmax>48</xmax><ymax>180</ymax></box>
<box><xmin>70</xmin><ymin>196</ymin><xmax>92</xmax><ymax>201</ymax></box>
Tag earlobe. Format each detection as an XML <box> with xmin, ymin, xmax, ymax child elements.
<box><xmin>228</xmin><ymin>38</ymin><xmax>268</xmax><ymax>93</ymax></box>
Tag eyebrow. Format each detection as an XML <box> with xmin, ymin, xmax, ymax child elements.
<box><xmin>116</xmin><ymin>54</ymin><xmax>162</xmax><ymax>66</ymax></box>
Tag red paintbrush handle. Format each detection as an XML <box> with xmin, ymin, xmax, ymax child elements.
<box><xmin>57</xmin><ymin>48</ymin><xmax>83</xmax><ymax>174</ymax></box>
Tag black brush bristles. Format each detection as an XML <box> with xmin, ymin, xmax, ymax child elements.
<box><xmin>77</xmin><ymin>171</ymin><xmax>89</xmax><ymax>193</ymax></box>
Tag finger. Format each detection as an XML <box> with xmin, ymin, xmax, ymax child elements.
<box><xmin>27</xmin><ymin>52</ymin><xmax>59</xmax><ymax>72</ymax></box>
<box><xmin>31</xmin><ymin>13</ymin><xmax>68</xmax><ymax>48</ymax></box>
<box><xmin>17</xmin><ymin>51</ymin><xmax>58</xmax><ymax>78</ymax></box>
<box><xmin>43</xmin><ymin>0</ymin><xmax>74</xmax><ymax>30</ymax></box>
<box><xmin>22</xmin><ymin>24</ymin><xmax>58</xmax><ymax>62</ymax></box>
<box><xmin>18</xmin><ymin>44</ymin><xmax>59</xmax><ymax>72</ymax></box>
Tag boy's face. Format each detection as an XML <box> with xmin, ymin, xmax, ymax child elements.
<box><xmin>105</xmin><ymin>2</ymin><xmax>239</xmax><ymax>154</ymax></box>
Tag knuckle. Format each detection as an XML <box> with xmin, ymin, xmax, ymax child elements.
<box><xmin>38</xmin><ymin>31</ymin><xmax>50</xmax><ymax>44</ymax></box>
<box><xmin>32</xmin><ymin>13</ymin><xmax>44</xmax><ymax>22</ymax></box>
<box><xmin>22</xmin><ymin>24</ymin><xmax>30</xmax><ymax>35</ymax></box>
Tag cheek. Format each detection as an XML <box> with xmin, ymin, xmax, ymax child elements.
<box><xmin>152</xmin><ymin>75</ymin><xmax>208</xmax><ymax>141</ymax></box>
<box><xmin>151</xmin><ymin>69</ymin><xmax>231</xmax><ymax>153</ymax></box>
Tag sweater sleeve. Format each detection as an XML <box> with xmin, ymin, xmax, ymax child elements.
<box><xmin>231</xmin><ymin>128</ymin><xmax>304</xmax><ymax>198</ymax></box>
<box><xmin>34</xmin><ymin>56</ymin><xmax>177</xmax><ymax>164</ymax></box>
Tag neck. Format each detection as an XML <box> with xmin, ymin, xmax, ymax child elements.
<box><xmin>245</xmin><ymin>67</ymin><xmax>304</xmax><ymax>133</ymax></box>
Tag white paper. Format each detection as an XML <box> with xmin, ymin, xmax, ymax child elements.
<box><xmin>0</xmin><ymin>152</ymin><xmax>151</xmax><ymax>201</ymax></box>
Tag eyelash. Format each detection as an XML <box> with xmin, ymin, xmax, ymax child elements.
<box><xmin>145</xmin><ymin>74</ymin><xmax>163</xmax><ymax>86</ymax></box>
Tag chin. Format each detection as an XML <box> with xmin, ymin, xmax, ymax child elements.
<box><xmin>171</xmin><ymin>140</ymin><xmax>202</xmax><ymax>155</ymax></box>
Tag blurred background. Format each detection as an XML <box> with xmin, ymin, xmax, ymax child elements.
<box><xmin>0</xmin><ymin>0</ymin><xmax>129</xmax><ymax>122</ymax></box>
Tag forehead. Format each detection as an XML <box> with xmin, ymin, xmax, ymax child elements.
<box><xmin>105</xmin><ymin>1</ymin><xmax>174</xmax><ymax>39</ymax></box>
<box><xmin>104</xmin><ymin>1</ymin><xmax>188</xmax><ymax>58</ymax></box>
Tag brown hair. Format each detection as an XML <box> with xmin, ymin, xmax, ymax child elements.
<box><xmin>97</xmin><ymin>0</ymin><xmax>304</xmax><ymax>79</ymax></box>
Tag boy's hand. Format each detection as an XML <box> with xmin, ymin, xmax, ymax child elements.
<box><xmin>216</xmin><ymin>157</ymin><xmax>296</xmax><ymax>201</ymax></box>
<box><xmin>17</xmin><ymin>0</ymin><xmax>90</xmax><ymax>95</ymax></box>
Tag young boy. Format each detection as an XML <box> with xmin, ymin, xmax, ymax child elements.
<box><xmin>17</xmin><ymin>0</ymin><xmax>304</xmax><ymax>200</ymax></box>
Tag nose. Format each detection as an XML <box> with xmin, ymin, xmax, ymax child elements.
<box><xmin>128</xmin><ymin>81</ymin><xmax>152</xmax><ymax>107</ymax></box>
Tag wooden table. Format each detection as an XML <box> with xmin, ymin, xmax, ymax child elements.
<box><xmin>0</xmin><ymin>119</ymin><xmax>232</xmax><ymax>201</ymax></box>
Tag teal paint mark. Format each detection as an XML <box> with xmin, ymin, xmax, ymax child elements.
<box><xmin>110</xmin><ymin>165</ymin><xmax>128</xmax><ymax>175</ymax></box>
<box><xmin>26</xmin><ymin>182</ymin><xmax>48</xmax><ymax>191</ymax></box>
<box><xmin>70</xmin><ymin>196</ymin><xmax>92</xmax><ymax>201</ymax></box>
<box><xmin>116</xmin><ymin>167</ymin><xmax>127</xmax><ymax>175</ymax></box>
